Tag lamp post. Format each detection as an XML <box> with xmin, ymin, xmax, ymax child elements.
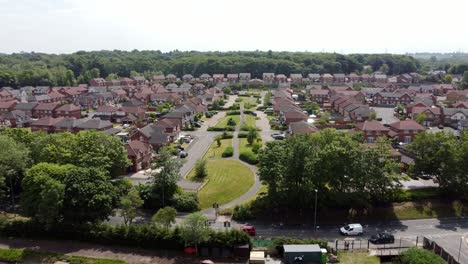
<box><xmin>314</xmin><ymin>189</ymin><xmax>318</xmax><ymax>233</ymax></box>
<box><xmin>458</xmin><ymin>236</ymin><xmax>464</xmax><ymax>262</ymax></box>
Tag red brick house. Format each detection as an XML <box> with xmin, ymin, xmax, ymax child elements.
<box><xmin>0</xmin><ymin>101</ymin><xmax>17</xmax><ymax>114</ymax></box>
<box><xmin>373</xmin><ymin>92</ymin><xmax>412</xmax><ymax>106</ymax></box>
<box><xmin>446</xmin><ymin>90</ymin><xmax>468</xmax><ymax>102</ymax></box>
<box><xmin>288</xmin><ymin>120</ymin><xmax>319</xmax><ymax>136</ymax></box>
<box><xmin>411</xmin><ymin>107</ymin><xmax>443</xmax><ymax>126</ymax></box>
<box><xmin>356</xmin><ymin>120</ymin><xmax>390</xmax><ymax>143</ymax></box>
<box><xmin>32</xmin><ymin>102</ymin><xmax>60</xmax><ymax>118</ymax></box>
<box><xmin>31</xmin><ymin>117</ymin><xmax>64</xmax><ymax>133</ymax></box>
<box><xmin>55</xmin><ymin>104</ymin><xmax>81</xmax><ymax>118</ymax></box>
<box><xmin>280</xmin><ymin>108</ymin><xmax>308</xmax><ymax>125</ymax></box>
<box><xmin>388</xmin><ymin>120</ymin><xmax>425</xmax><ymax>143</ymax></box>
<box><xmin>90</xmin><ymin>78</ymin><xmax>106</xmax><ymax>86</ymax></box>
<box><xmin>309</xmin><ymin>89</ymin><xmax>330</xmax><ymax>103</ymax></box>
<box><xmin>125</xmin><ymin>140</ymin><xmax>153</xmax><ymax>172</ymax></box>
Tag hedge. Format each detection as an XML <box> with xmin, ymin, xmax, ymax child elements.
<box><xmin>0</xmin><ymin>248</ymin><xmax>25</xmax><ymax>262</ymax></box>
<box><xmin>0</xmin><ymin>218</ymin><xmax>250</xmax><ymax>251</ymax></box>
<box><xmin>393</xmin><ymin>187</ymin><xmax>440</xmax><ymax>203</ymax></box>
<box><xmin>238</xmin><ymin>132</ymin><xmax>248</xmax><ymax>138</ymax></box>
<box><xmin>226</xmin><ymin>110</ymin><xmax>241</xmax><ymax>115</ymax></box>
<box><xmin>221</xmin><ymin>132</ymin><xmax>234</xmax><ymax>139</ymax></box>
<box><xmin>207</xmin><ymin>126</ymin><xmax>235</xmax><ymax>131</ymax></box>
<box><xmin>239</xmin><ymin>151</ymin><xmax>258</xmax><ymax>165</ymax></box>
<box><xmin>222</xmin><ymin>146</ymin><xmax>234</xmax><ymax>157</ymax></box>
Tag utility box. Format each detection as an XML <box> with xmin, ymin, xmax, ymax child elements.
<box><xmin>283</xmin><ymin>244</ymin><xmax>322</xmax><ymax>264</ymax></box>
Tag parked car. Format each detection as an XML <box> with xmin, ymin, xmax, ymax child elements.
<box><xmin>183</xmin><ymin>137</ymin><xmax>191</xmax><ymax>143</ymax></box>
<box><xmin>175</xmin><ymin>145</ymin><xmax>184</xmax><ymax>151</ymax></box>
<box><xmin>193</xmin><ymin>122</ymin><xmax>201</xmax><ymax>128</ymax></box>
<box><xmin>242</xmin><ymin>225</ymin><xmax>256</xmax><ymax>236</ymax></box>
<box><xmin>271</xmin><ymin>133</ymin><xmax>280</xmax><ymax>138</ymax></box>
<box><xmin>339</xmin><ymin>223</ymin><xmax>363</xmax><ymax>236</ymax></box>
<box><xmin>180</xmin><ymin>151</ymin><xmax>188</xmax><ymax>158</ymax></box>
<box><xmin>369</xmin><ymin>232</ymin><xmax>395</xmax><ymax>244</ymax></box>
<box><xmin>273</xmin><ymin>134</ymin><xmax>285</xmax><ymax>140</ymax></box>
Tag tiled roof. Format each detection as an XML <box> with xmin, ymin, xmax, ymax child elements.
<box><xmin>389</xmin><ymin>120</ymin><xmax>425</xmax><ymax>131</ymax></box>
<box><xmin>356</xmin><ymin>120</ymin><xmax>389</xmax><ymax>131</ymax></box>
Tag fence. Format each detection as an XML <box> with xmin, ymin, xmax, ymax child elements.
<box><xmin>423</xmin><ymin>237</ymin><xmax>461</xmax><ymax>264</ymax></box>
<box><xmin>334</xmin><ymin>236</ymin><xmax>424</xmax><ymax>256</ymax></box>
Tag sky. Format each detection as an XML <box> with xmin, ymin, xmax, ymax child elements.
<box><xmin>1</xmin><ymin>0</ymin><xmax>467</xmax><ymax>54</ymax></box>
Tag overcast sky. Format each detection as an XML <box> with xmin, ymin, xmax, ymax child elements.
<box><xmin>1</xmin><ymin>0</ymin><xmax>467</xmax><ymax>54</ymax></box>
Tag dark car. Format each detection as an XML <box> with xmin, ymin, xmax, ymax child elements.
<box><xmin>180</xmin><ymin>151</ymin><xmax>188</xmax><ymax>158</ymax></box>
<box><xmin>175</xmin><ymin>145</ymin><xmax>184</xmax><ymax>151</ymax></box>
<box><xmin>193</xmin><ymin>122</ymin><xmax>201</xmax><ymax>128</ymax></box>
<box><xmin>369</xmin><ymin>232</ymin><xmax>395</xmax><ymax>244</ymax></box>
<box><xmin>242</xmin><ymin>225</ymin><xmax>256</xmax><ymax>236</ymax></box>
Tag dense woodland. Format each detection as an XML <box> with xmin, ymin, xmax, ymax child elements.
<box><xmin>0</xmin><ymin>50</ymin><xmax>423</xmax><ymax>87</ymax></box>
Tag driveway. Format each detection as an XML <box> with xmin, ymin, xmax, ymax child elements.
<box><xmin>371</xmin><ymin>107</ymin><xmax>399</xmax><ymax>124</ymax></box>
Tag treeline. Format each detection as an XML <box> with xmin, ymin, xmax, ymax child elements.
<box><xmin>0</xmin><ymin>50</ymin><xmax>421</xmax><ymax>87</ymax></box>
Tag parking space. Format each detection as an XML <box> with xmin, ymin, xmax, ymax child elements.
<box><xmin>370</xmin><ymin>107</ymin><xmax>399</xmax><ymax>124</ymax></box>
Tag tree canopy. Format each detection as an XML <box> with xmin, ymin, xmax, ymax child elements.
<box><xmin>258</xmin><ymin>129</ymin><xmax>400</xmax><ymax>209</ymax></box>
<box><xmin>0</xmin><ymin>51</ymin><xmax>421</xmax><ymax>87</ymax></box>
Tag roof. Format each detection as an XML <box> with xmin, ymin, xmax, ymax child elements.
<box><xmin>76</xmin><ymin>118</ymin><xmax>113</xmax><ymax>129</ymax></box>
<box><xmin>34</xmin><ymin>102</ymin><xmax>59</xmax><ymax>111</ymax></box>
<box><xmin>389</xmin><ymin>120</ymin><xmax>425</xmax><ymax>131</ymax></box>
<box><xmin>283</xmin><ymin>244</ymin><xmax>321</xmax><ymax>253</ymax></box>
<box><xmin>289</xmin><ymin>121</ymin><xmax>319</xmax><ymax>134</ymax></box>
<box><xmin>0</xmin><ymin>100</ymin><xmax>17</xmax><ymax>108</ymax></box>
<box><xmin>139</xmin><ymin>125</ymin><xmax>168</xmax><ymax>145</ymax></box>
<box><xmin>412</xmin><ymin>107</ymin><xmax>441</xmax><ymax>115</ymax></box>
<box><xmin>126</xmin><ymin>140</ymin><xmax>152</xmax><ymax>157</ymax></box>
<box><xmin>96</xmin><ymin>105</ymin><xmax>119</xmax><ymax>112</ymax></box>
<box><xmin>356</xmin><ymin>120</ymin><xmax>389</xmax><ymax>131</ymax></box>
<box><xmin>32</xmin><ymin>117</ymin><xmax>64</xmax><ymax>127</ymax></box>
<box><xmin>56</xmin><ymin>104</ymin><xmax>80</xmax><ymax>112</ymax></box>
<box><xmin>54</xmin><ymin>118</ymin><xmax>84</xmax><ymax>129</ymax></box>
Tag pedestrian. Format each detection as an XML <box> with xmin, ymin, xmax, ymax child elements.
<box><xmin>344</xmin><ymin>241</ymin><xmax>349</xmax><ymax>250</ymax></box>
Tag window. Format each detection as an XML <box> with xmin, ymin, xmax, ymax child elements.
<box><xmin>404</xmin><ymin>129</ymin><xmax>409</xmax><ymax>133</ymax></box>
<box><xmin>404</xmin><ymin>136</ymin><xmax>412</xmax><ymax>143</ymax></box>
<box><xmin>367</xmin><ymin>137</ymin><xmax>375</xmax><ymax>143</ymax></box>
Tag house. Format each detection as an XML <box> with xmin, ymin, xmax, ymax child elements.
<box><xmin>94</xmin><ymin>105</ymin><xmax>125</xmax><ymax>122</ymax></box>
<box><xmin>275</xmin><ymin>74</ymin><xmax>287</xmax><ymax>83</ymax></box>
<box><xmin>321</xmin><ymin>73</ymin><xmax>334</xmax><ymax>83</ymax></box>
<box><xmin>166</xmin><ymin>74</ymin><xmax>177</xmax><ymax>83</ymax></box>
<box><xmin>348</xmin><ymin>73</ymin><xmax>360</xmax><ymax>82</ymax></box>
<box><xmin>442</xmin><ymin>108</ymin><xmax>468</xmax><ymax>128</ymax></box>
<box><xmin>211</xmin><ymin>74</ymin><xmax>224</xmax><ymax>83</ymax></box>
<box><xmin>225</xmin><ymin>73</ymin><xmax>238</xmax><ymax>84</ymax></box>
<box><xmin>361</xmin><ymin>88</ymin><xmax>385</xmax><ymax>98</ymax></box>
<box><xmin>133</xmin><ymin>76</ymin><xmax>146</xmax><ymax>85</ymax></box>
<box><xmin>333</xmin><ymin>73</ymin><xmax>346</xmax><ymax>83</ymax></box>
<box><xmin>90</xmin><ymin>78</ymin><xmax>107</xmax><ymax>86</ymax></box>
<box><xmin>411</xmin><ymin>107</ymin><xmax>443</xmax><ymax>126</ymax></box>
<box><xmin>280</xmin><ymin>108</ymin><xmax>308</xmax><ymax>125</ymax></box>
<box><xmin>0</xmin><ymin>101</ymin><xmax>17</xmax><ymax>114</ymax></box>
<box><xmin>446</xmin><ymin>90</ymin><xmax>468</xmax><ymax>102</ymax></box>
<box><xmin>55</xmin><ymin>104</ymin><xmax>81</xmax><ymax>119</ymax></box>
<box><xmin>182</xmin><ymin>74</ymin><xmax>193</xmax><ymax>83</ymax></box>
<box><xmin>309</xmin><ymin>89</ymin><xmax>330</xmax><ymax>103</ymax></box>
<box><xmin>120</xmin><ymin>77</ymin><xmax>136</xmax><ymax>86</ymax></box>
<box><xmin>262</xmin><ymin>73</ymin><xmax>275</xmax><ymax>84</ymax></box>
<box><xmin>307</xmin><ymin>73</ymin><xmax>321</xmax><ymax>82</ymax></box>
<box><xmin>34</xmin><ymin>86</ymin><xmax>50</xmax><ymax>95</ymax></box>
<box><xmin>31</xmin><ymin>117</ymin><xmax>64</xmax><ymax>133</ymax></box>
<box><xmin>288</xmin><ymin>120</ymin><xmax>319</xmax><ymax>136</ymax></box>
<box><xmin>454</xmin><ymin>101</ymin><xmax>468</xmax><ymax>109</ymax></box>
<box><xmin>388</xmin><ymin>120</ymin><xmax>425</xmax><ymax>143</ymax></box>
<box><xmin>54</xmin><ymin>118</ymin><xmax>84</xmax><ymax>133</ymax></box>
<box><xmin>154</xmin><ymin>118</ymin><xmax>181</xmax><ymax>142</ymax></box>
<box><xmin>348</xmin><ymin>105</ymin><xmax>371</xmax><ymax>121</ymax></box>
<box><xmin>32</xmin><ymin>102</ymin><xmax>60</xmax><ymax>118</ymax></box>
<box><xmin>131</xmin><ymin>124</ymin><xmax>170</xmax><ymax>149</ymax></box>
<box><xmin>336</xmin><ymin>91</ymin><xmax>366</xmax><ymax>103</ymax></box>
<box><xmin>373</xmin><ymin>74</ymin><xmax>388</xmax><ymax>83</ymax></box>
<box><xmin>239</xmin><ymin>73</ymin><xmax>251</xmax><ymax>84</ymax></box>
<box><xmin>360</xmin><ymin>74</ymin><xmax>372</xmax><ymax>83</ymax></box>
<box><xmin>0</xmin><ymin>90</ymin><xmax>14</xmax><ymax>101</ymax></box>
<box><xmin>75</xmin><ymin>118</ymin><xmax>113</xmax><ymax>131</ymax></box>
<box><xmin>120</xmin><ymin>105</ymin><xmax>146</xmax><ymax>121</ymax></box>
<box><xmin>290</xmin><ymin>74</ymin><xmax>303</xmax><ymax>84</ymax></box>
<box><xmin>3</xmin><ymin>110</ymin><xmax>33</xmax><ymax>128</ymax></box>
<box><xmin>125</xmin><ymin>140</ymin><xmax>153</xmax><ymax>172</ymax></box>
<box><xmin>458</xmin><ymin>119</ymin><xmax>468</xmax><ymax>131</ymax></box>
<box><xmin>326</xmin><ymin>85</ymin><xmax>354</xmax><ymax>94</ymax></box>
<box><xmin>199</xmin><ymin>74</ymin><xmax>211</xmax><ymax>81</ymax></box>
<box><xmin>161</xmin><ymin>109</ymin><xmax>192</xmax><ymax>129</ymax></box>
<box><xmin>152</xmin><ymin>75</ymin><xmax>166</xmax><ymax>83</ymax></box>
<box><xmin>356</xmin><ymin>120</ymin><xmax>390</xmax><ymax>143</ymax></box>
<box><xmin>372</xmin><ymin>92</ymin><xmax>412</xmax><ymax>106</ymax></box>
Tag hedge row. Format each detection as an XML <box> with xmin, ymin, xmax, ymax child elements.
<box><xmin>222</xmin><ymin>146</ymin><xmax>234</xmax><ymax>157</ymax></box>
<box><xmin>0</xmin><ymin>218</ymin><xmax>250</xmax><ymax>251</ymax></box>
<box><xmin>226</xmin><ymin>110</ymin><xmax>241</xmax><ymax>115</ymax></box>
<box><xmin>239</xmin><ymin>151</ymin><xmax>259</xmax><ymax>165</ymax></box>
<box><xmin>207</xmin><ymin>126</ymin><xmax>235</xmax><ymax>131</ymax></box>
<box><xmin>221</xmin><ymin>132</ymin><xmax>234</xmax><ymax>139</ymax></box>
<box><xmin>238</xmin><ymin>132</ymin><xmax>247</xmax><ymax>138</ymax></box>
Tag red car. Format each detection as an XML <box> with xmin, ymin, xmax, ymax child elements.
<box><xmin>242</xmin><ymin>225</ymin><xmax>256</xmax><ymax>236</ymax></box>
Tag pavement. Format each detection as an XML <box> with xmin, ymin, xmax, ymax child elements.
<box><xmin>371</xmin><ymin>107</ymin><xmax>399</xmax><ymax>124</ymax></box>
<box><xmin>426</xmin><ymin>233</ymin><xmax>468</xmax><ymax>264</ymax></box>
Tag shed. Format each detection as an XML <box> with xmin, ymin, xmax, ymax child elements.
<box><xmin>249</xmin><ymin>251</ymin><xmax>265</xmax><ymax>264</ymax></box>
<box><xmin>283</xmin><ymin>244</ymin><xmax>322</xmax><ymax>264</ymax></box>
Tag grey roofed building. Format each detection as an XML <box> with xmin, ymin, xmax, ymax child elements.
<box><xmin>334</xmin><ymin>73</ymin><xmax>346</xmax><ymax>78</ymax></box>
<box><xmin>283</xmin><ymin>244</ymin><xmax>321</xmax><ymax>253</ymax></box>
<box><xmin>139</xmin><ymin>124</ymin><xmax>169</xmax><ymax>145</ymax></box>
<box><xmin>54</xmin><ymin>118</ymin><xmax>84</xmax><ymax>130</ymax></box>
<box><xmin>351</xmin><ymin>105</ymin><xmax>371</xmax><ymax>119</ymax></box>
<box><xmin>32</xmin><ymin>95</ymin><xmax>51</xmax><ymax>102</ymax></box>
<box><xmin>199</xmin><ymin>74</ymin><xmax>211</xmax><ymax>79</ymax></box>
<box><xmin>288</xmin><ymin>120</ymin><xmax>319</xmax><ymax>135</ymax></box>
<box><xmin>76</xmin><ymin>118</ymin><xmax>113</xmax><ymax>130</ymax></box>
<box><xmin>166</xmin><ymin>83</ymin><xmax>179</xmax><ymax>90</ymax></box>
<box><xmin>88</xmin><ymin>86</ymin><xmax>108</xmax><ymax>93</ymax></box>
<box><xmin>34</xmin><ymin>86</ymin><xmax>50</xmax><ymax>94</ymax></box>
<box><xmin>122</xmin><ymin>98</ymin><xmax>144</xmax><ymax>106</ymax></box>
<box><xmin>179</xmin><ymin>83</ymin><xmax>192</xmax><ymax>89</ymax></box>
<box><xmin>239</xmin><ymin>73</ymin><xmax>251</xmax><ymax>79</ymax></box>
<box><xmin>14</xmin><ymin>102</ymin><xmax>38</xmax><ymax>111</ymax></box>
<box><xmin>104</xmin><ymin>127</ymin><xmax>122</xmax><ymax>135</ymax></box>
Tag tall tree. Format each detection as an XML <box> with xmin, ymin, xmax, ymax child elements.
<box><xmin>180</xmin><ymin>212</ymin><xmax>211</xmax><ymax>253</ymax></box>
<box><xmin>246</xmin><ymin>127</ymin><xmax>259</xmax><ymax>145</ymax></box>
<box><xmin>120</xmin><ymin>188</ymin><xmax>144</xmax><ymax>226</ymax></box>
<box><xmin>150</xmin><ymin>147</ymin><xmax>183</xmax><ymax>207</ymax></box>
<box><xmin>152</xmin><ymin>206</ymin><xmax>177</xmax><ymax>229</ymax></box>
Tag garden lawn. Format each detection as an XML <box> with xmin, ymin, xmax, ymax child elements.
<box><xmin>241</xmin><ymin>115</ymin><xmax>257</xmax><ymax>129</ymax></box>
<box><xmin>338</xmin><ymin>251</ymin><xmax>380</xmax><ymax>264</ymax></box>
<box><xmin>214</xmin><ymin>115</ymin><xmax>240</xmax><ymax>128</ymax></box>
<box><xmin>239</xmin><ymin>138</ymin><xmax>261</xmax><ymax>153</ymax></box>
<box><xmin>189</xmin><ymin>160</ymin><xmax>254</xmax><ymax>209</ymax></box>
<box><xmin>203</xmin><ymin>139</ymin><xmax>233</xmax><ymax>159</ymax></box>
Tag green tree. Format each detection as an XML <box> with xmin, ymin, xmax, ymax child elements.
<box><xmin>443</xmin><ymin>74</ymin><xmax>453</xmax><ymax>84</ymax></box>
<box><xmin>396</xmin><ymin>247</ymin><xmax>444</xmax><ymax>264</ymax></box>
<box><xmin>462</xmin><ymin>71</ymin><xmax>468</xmax><ymax>89</ymax></box>
<box><xmin>152</xmin><ymin>206</ymin><xmax>177</xmax><ymax>229</ymax></box>
<box><xmin>216</xmin><ymin>135</ymin><xmax>222</xmax><ymax>147</ymax></box>
<box><xmin>415</xmin><ymin>113</ymin><xmax>427</xmax><ymax>124</ymax></box>
<box><xmin>21</xmin><ymin>163</ymin><xmax>118</xmax><ymax>224</ymax></box>
<box><xmin>379</xmin><ymin>63</ymin><xmax>390</xmax><ymax>74</ymax></box>
<box><xmin>106</xmin><ymin>73</ymin><xmax>120</xmax><ymax>81</ymax></box>
<box><xmin>150</xmin><ymin>147</ymin><xmax>183</xmax><ymax>207</ymax></box>
<box><xmin>227</xmin><ymin>118</ymin><xmax>236</xmax><ymax>126</ymax></box>
<box><xmin>120</xmin><ymin>188</ymin><xmax>144</xmax><ymax>226</ymax></box>
<box><xmin>369</xmin><ymin>111</ymin><xmax>377</xmax><ymax>120</ymax></box>
<box><xmin>194</xmin><ymin>159</ymin><xmax>208</xmax><ymax>179</ymax></box>
<box><xmin>180</xmin><ymin>212</ymin><xmax>211</xmax><ymax>253</ymax></box>
<box><xmin>0</xmin><ymin>135</ymin><xmax>30</xmax><ymax>205</ymax></box>
<box><xmin>247</xmin><ymin>127</ymin><xmax>259</xmax><ymax>145</ymax></box>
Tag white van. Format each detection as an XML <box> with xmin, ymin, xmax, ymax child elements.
<box><xmin>339</xmin><ymin>223</ymin><xmax>363</xmax><ymax>236</ymax></box>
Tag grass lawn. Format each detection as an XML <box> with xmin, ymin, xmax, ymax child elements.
<box><xmin>241</xmin><ymin>115</ymin><xmax>257</xmax><ymax>129</ymax></box>
<box><xmin>188</xmin><ymin>160</ymin><xmax>255</xmax><ymax>209</ymax></box>
<box><xmin>0</xmin><ymin>248</ymin><xmax>126</xmax><ymax>264</ymax></box>
<box><xmin>338</xmin><ymin>251</ymin><xmax>380</xmax><ymax>264</ymax></box>
<box><xmin>203</xmin><ymin>139</ymin><xmax>233</xmax><ymax>159</ymax></box>
<box><xmin>214</xmin><ymin>115</ymin><xmax>240</xmax><ymax>128</ymax></box>
<box><xmin>220</xmin><ymin>184</ymin><xmax>268</xmax><ymax>215</ymax></box>
<box><xmin>239</xmin><ymin>138</ymin><xmax>262</xmax><ymax>153</ymax></box>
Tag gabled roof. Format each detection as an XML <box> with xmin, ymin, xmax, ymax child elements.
<box><xmin>289</xmin><ymin>120</ymin><xmax>319</xmax><ymax>134</ymax></box>
<box><xmin>0</xmin><ymin>100</ymin><xmax>17</xmax><ymax>108</ymax></box>
<box><xmin>54</xmin><ymin>118</ymin><xmax>84</xmax><ymax>129</ymax></box>
<box><xmin>389</xmin><ymin>120</ymin><xmax>425</xmax><ymax>131</ymax></box>
<box><xmin>412</xmin><ymin>106</ymin><xmax>441</xmax><ymax>115</ymax></box>
<box><xmin>76</xmin><ymin>118</ymin><xmax>113</xmax><ymax>129</ymax></box>
<box><xmin>356</xmin><ymin>120</ymin><xmax>389</xmax><ymax>131</ymax></box>
<box><xmin>56</xmin><ymin>104</ymin><xmax>80</xmax><ymax>112</ymax></box>
<box><xmin>34</xmin><ymin>102</ymin><xmax>59</xmax><ymax>111</ymax></box>
<box><xmin>126</xmin><ymin>140</ymin><xmax>152</xmax><ymax>157</ymax></box>
<box><xmin>32</xmin><ymin>117</ymin><xmax>64</xmax><ymax>127</ymax></box>
<box><xmin>443</xmin><ymin>108</ymin><xmax>468</xmax><ymax>117</ymax></box>
<box><xmin>138</xmin><ymin>124</ymin><xmax>168</xmax><ymax>145</ymax></box>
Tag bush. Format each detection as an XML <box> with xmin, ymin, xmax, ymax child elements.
<box><xmin>0</xmin><ymin>248</ymin><xmax>25</xmax><ymax>262</ymax></box>
<box><xmin>207</xmin><ymin>126</ymin><xmax>235</xmax><ymax>131</ymax></box>
<box><xmin>226</xmin><ymin>110</ymin><xmax>241</xmax><ymax>115</ymax></box>
<box><xmin>239</xmin><ymin>151</ymin><xmax>258</xmax><ymax>165</ymax></box>
<box><xmin>221</xmin><ymin>132</ymin><xmax>233</xmax><ymax>139</ymax></box>
<box><xmin>194</xmin><ymin>159</ymin><xmax>208</xmax><ymax>179</ymax></box>
<box><xmin>238</xmin><ymin>132</ymin><xmax>248</xmax><ymax>138</ymax></box>
<box><xmin>232</xmin><ymin>205</ymin><xmax>253</xmax><ymax>221</ymax></box>
<box><xmin>252</xmin><ymin>141</ymin><xmax>262</xmax><ymax>154</ymax></box>
<box><xmin>235</xmin><ymin>98</ymin><xmax>242</xmax><ymax>102</ymax></box>
<box><xmin>394</xmin><ymin>187</ymin><xmax>440</xmax><ymax>202</ymax></box>
<box><xmin>396</xmin><ymin>247</ymin><xmax>445</xmax><ymax>264</ymax></box>
<box><xmin>227</xmin><ymin>118</ymin><xmax>237</xmax><ymax>126</ymax></box>
<box><xmin>222</xmin><ymin>146</ymin><xmax>234</xmax><ymax>157</ymax></box>
<box><xmin>171</xmin><ymin>192</ymin><xmax>199</xmax><ymax>212</ymax></box>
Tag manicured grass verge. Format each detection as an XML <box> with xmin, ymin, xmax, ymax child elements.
<box><xmin>0</xmin><ymin>248</ymin><xmax>127</xmax><ymax>264</ymax></box>
<box><xmin>338</xmin><ymin>251</ymin><xmax>380</xmax><ymax>264</ymax></box>
<box><xmin>188</xmin><ymin>160</ymin><xmax>254</xmax><ymax>209</ymax></box>
<box><xmin>214</xmin><ymin>115</ymin><xmax>240</xmax><ymax>128</ymax></box>
<box><xmin>203</xmin><ymin>139</ymin><xmax>232</xmax><ymax>159</ymax></box>
<box><xmin>220</xmin><ymin>185</ymin><xmax>268</xmax><ymax>215</ymax></box>
<box><xmin>240</xmin><ymin>115</ymin><xmax>260</xmax><ymax>131</ymax></box>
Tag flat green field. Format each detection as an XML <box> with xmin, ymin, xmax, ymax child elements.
<box><xmin>189</xmin><ymin>160</ymin><xmax>254</xmax><ymax>209</ymax></box>
<box><xmin>242</xmin><ymin>115</ymin><xmax>257</xmax><ymax>128</ymax></box>
<box><xmin>203</xmin><ymin>139</ymin><xmax>232</xmax><ymax>159</ymax></box>
<box><xmin>214</xmin><ymin>115</ymin><xmax>240</xmax><ymax>128</ymax></box>
<box><xmin>239</xmin><ymin>138</ymin><xmax>262</xmax><ymax>153</ymax></box>
<box><xmin>338</xmin><ymin>251</ymin><xmax>380</xmax><ymax>264</ymax></box>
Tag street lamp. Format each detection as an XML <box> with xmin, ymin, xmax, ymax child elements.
<box><xmin>458</xmin><ymin>236</ymin><xmax>464</xmax><ymax>262</ymax></box>
<box><xmin>314</xmin><ymin>189</ymin><xmax>318</xmax><ymax>233</ymax></box>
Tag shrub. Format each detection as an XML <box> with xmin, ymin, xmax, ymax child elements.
<box><xmin>207</xmin><ymin>126</ymin><xmax>235</xmax><ymax>131</ymax></box>
<box><xmin>235</xmin><ymin>98</ymin><xmax>242</xmax><ymax>102</ymax></box>
<box><xmin>238</xmin><ymin>132</ymin><xmax>248</xmax><ymax>138</ymax></box>
<box><xmin>232</xmin><ymin>205</ymin><xmax>253</xmax><ymax>222</ymax></box>
<box><xmin>252</xmin><ymin>141</ymin><xmax>262</xmax><ymax>154</ymax></box>
<box><xmin>452</xmin><ymin>200</ymin><xmax>465</xmax><ymax>217</ymax></box>
<box><xmin>226</xmin><ymin>110</ymin><xmax>241</xmax><ymax>115</ymax></box>
<box><xmin>194</xmin><ymin>159</ymin><xmax>208</xmax><ymax>179</ymax></box>
<box><xmin>171</xmin><ymin>192</ymin><xmax>199</xmax><ymax>212</ymax></box>
<box><xmin>394</xmin><ymin>188</ymin><xmax>440</xmax><ymax>203</ymax></box>
<box><xmin>221</xmin><ymin>132</ymin><xmax>233</xmax><ymax>139</ymax></box>
<box><xmin>222</xmin><ymin>146</ymin><xmax>234</xmax><ymax>157</ymax></box>
<box><xmin>396</xmin><ymin>247</ymin><xmax>445</xmax><ymax>264</ymax></box>
<box><xmin>239</xmin><ymin>151</ymin><xmax>258</xmax><ymax>165</ymax></box>
<box><xmin>0</xmin><ymin>248</ymin><xmax>25</xmax><ymax>262</ymax></box>
<box><xmin>227</xmin><ymin>118</ymin><xmax>237</xmax><ymax>126</ymax></box>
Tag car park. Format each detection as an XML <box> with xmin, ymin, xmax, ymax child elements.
<box><xmin>339</xmin><ymin>223</ymin><xmax>363</xmax><ymax>236</ymax></box>
<box><xmin>369</xmin><ymin>232</ymin><xmax>395</xmax><ymax>244</ymax></box>
<box><xmin>242</xmin><ymin>225</ymin><xmax>256</xmax><ymax>236</ymax></box>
